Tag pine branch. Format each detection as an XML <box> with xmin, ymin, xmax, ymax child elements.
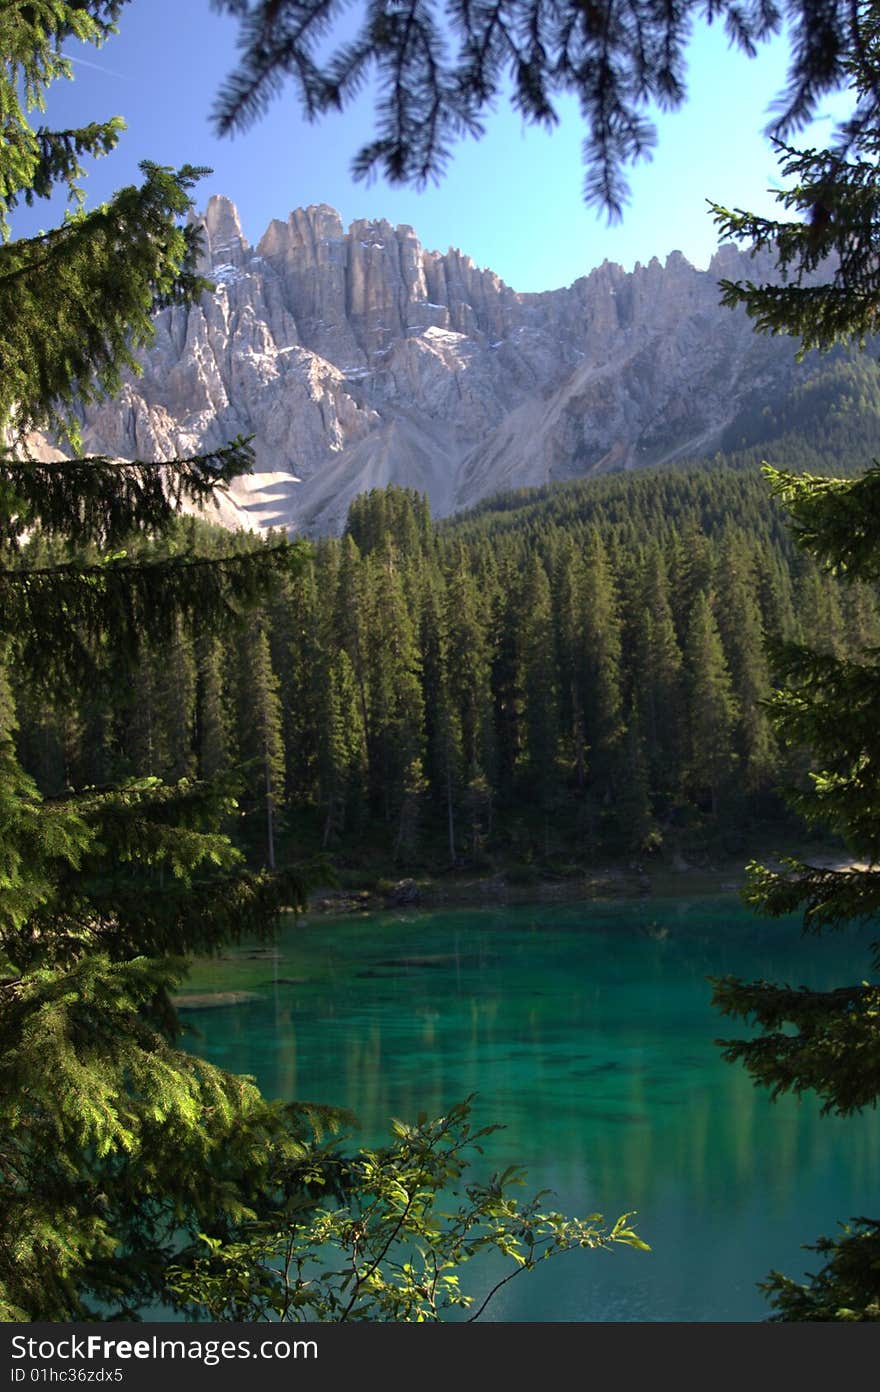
<box><xmin>712</xmin><ymin>975</ymin><xmax>880</xmax><ymax>1114</ymax></box>
<box><xmin>742</xmin><ymin>859</ymin><xmax>880</xmax><ymax>951</ymax></box>
<box><xmin>763</xmin><ymin>464</ymin><xmax>880</xmax><ymax>579</ymax></box>
<box><xmin>761</xmin><ymin>1219</ymin><xmax>880</xmax><ymax>1321</ymax></box>
<box><xmin>18</xmin><ymin>865</ymin><xmax>323</xmax><ymax>968</ymax></box>
<box><xmin>0</xmin><ymin>540</ymin><xmax>307</xmax><ymax>692</ymax></box>
<box><xmin>7</xmin><ymin>119</ymin><xmax>126</xmax><ymax>211</ymax></box>
<box><xmin>0</xmin><ymin>3</ymin><xmax>130</xmax><ymax>236</ymax></box>
<box><xmin>210</xmin><ymin>2</ymin><xmax>877</xmax><ymax>215</ymax></box>
<box><xmin>1</xmin><ymin>436</ymin><xmax>256</xmax><ymax>548</ymax></box>
<box><xmin>0</xmin><ymin>161</ymin><xmax>213</xmax><ymax>448</ymax></box>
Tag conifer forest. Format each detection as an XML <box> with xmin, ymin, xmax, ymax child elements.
<box><xmin>10</xmin><ymin>452</ymin><xmax>880</xmax><ymax>877</ymax></box>
<box><xmin>5</xmin><ymin>0</ymin><xmax>880</xmax><ymax>1332</ymax></box>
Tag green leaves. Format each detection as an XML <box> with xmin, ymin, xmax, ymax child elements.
<box><xmin>167</xmin><ymin>1098</ymin><xmax>648</xmax><ymax>1322</ymax></box>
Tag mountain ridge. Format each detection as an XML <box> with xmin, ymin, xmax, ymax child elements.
<box><xmin>54</xmin><ymin>196</ymin><xmax>821</xmax><ymax>533</ymax></box>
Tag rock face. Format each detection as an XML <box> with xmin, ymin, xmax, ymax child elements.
<box><xmin>67</xmin><ymin>196</ymin><xmax>807</xmax><ymax>532</ymax></box>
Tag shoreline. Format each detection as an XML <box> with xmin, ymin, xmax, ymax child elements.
<box><xmin>305</xmin><ymin>861</ymin><xmax>748</xmax><ymax>919</ymax></box>
<box><xmin>303</xmin><ymin>845</ymin><xmax>863</xmax><ymax>920</ymax></box>
<box><xmin>179</xmin><ymin>844</ymin><xmax>857</xmax><ymax>997</ymax></box>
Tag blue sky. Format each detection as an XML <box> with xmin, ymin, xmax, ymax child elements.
<box><xmin>15</xmin><ymin>1</ymin><xmax>853</xmax><ymax>292</ymax></box>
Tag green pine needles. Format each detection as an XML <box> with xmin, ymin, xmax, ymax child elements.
<box><xmin>0</xmin><ymin>0</ymin><xmax>339</xmax><ymax>1321</ymax></box>
<box><xmin>211</xmin><ymin>0</ymin><xmax>875</xmax><ymax>218</ymax></box>
<box><xmin>707</xmin><ymin>15</ymin><xmax>880</xmax><ymax>1320</ymax></box>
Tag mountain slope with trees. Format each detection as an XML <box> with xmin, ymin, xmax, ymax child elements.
<box><xmin>11</xmin><ymin>453</ymin><xmax>876</xmax><ymax>882</ymax></box>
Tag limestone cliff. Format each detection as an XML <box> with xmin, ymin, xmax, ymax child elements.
<box><xmin>66</xmin><ymin>196</ymin><xmax>806</xmax><ymax>532</ymax></box>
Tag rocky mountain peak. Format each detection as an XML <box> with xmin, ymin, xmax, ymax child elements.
<box><xmin>201</xmin><ymin>194</ymin><xmax>248</xmax><ymax>267</ymax></box>
<box><xmin>65</xmin><ymin>199</ymin><xmax>810</xmax><ymax>534</ymax></box>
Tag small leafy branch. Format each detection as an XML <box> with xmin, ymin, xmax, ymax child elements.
<box><xmin>167</xmin><ymin>1097</ymin><xmax>648</xmax><ymax>1322</ymax></box>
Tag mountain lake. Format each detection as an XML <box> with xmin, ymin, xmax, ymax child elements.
<box><xmin>178</xmin><ymin>894</ymin><xmax>880</xmax><ymax>1322</ymax></box>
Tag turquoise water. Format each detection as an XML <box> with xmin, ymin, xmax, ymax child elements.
<box><xmin>182</xmin><ymin>896</ymin><xmax>880</xmax><ymax>1321</ymax></box>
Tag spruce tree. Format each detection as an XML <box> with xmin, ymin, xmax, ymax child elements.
<box><xmin>520</xmin><ymin>555</ymin><xmax>559</xmax><ymax>809</ymax></box>
<box><xmin>194</xmin><ymin>635</ymin><xmax>233</xmax><ymax>782</ymax></box>
<box><xmin>419</xmin><ymin>568</ymin><xmax>461</xmax><ymax>863</ymax></box>
<box><xmin>615</xmin><ymin>709</ymin><xmax>657</xmax><ymax>855</ymax></box>
<box><xmin>362</xmin><ymin>540</ymin><xmax>425</xmax><ymax>829</ymax></box>
<box><xmin>681</xmin><ymin>591</ymin><xmax>738</xmax><ymax>818</ymax></box>
<box><xmin>632</xmin><ymin>542</ymin><xmax>684</xmax><ymax>806</ymax></box>
<box><xmin>277</xmin><ymin>559</ymin><xmax>322</xmax><ymax>809</ymax></box>
<box><xmin>236</xmin><ymin>623</ymin><xmax>286</xmax><ymax>869</ymax></box>
<box><xmin>333</xmin><ymin>532</ymin><xmax>371</xmax><ymax>773</ymax></box>
<box><xmin>715</xmin><ymin>531</ymin><xmax>777</xmax><ymax>794</ymax></box>
<box><xmin>709</xmin><ymin>24</ymin><xmax>880</xmax><ymax>1320</ymax></box>
<box><xmin>0</xmin><ymin>1</ymin><xmax>330</xmax><ymax>1321</ymax></box>
<box><xmin>551</xmin><ymin>535</ymin><xmax>588</xmax><ymax>794</ymax></box>
<box><xmin>578</xmin><ymin>528</ymin><xmax>624</xmax><ymax>800</ymax></box>
<box><xmin>489</xmin><ymin>557</ymin><xmax>524</xmax><ymax>807</ymax></box>
<box><xmin>444</xmin><ymin>548</ymin><xmax>493</xmax><ymax>791</ymax></box>
<box><xmin>317</xmin><ymin>648</ymin><xmax>367</xmax><ymax>847</ymax></box>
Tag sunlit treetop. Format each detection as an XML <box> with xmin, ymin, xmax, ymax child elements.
<box><xmin>712</xmin><ymin>4</ymin><xmax>880</xmax><ymax>351</ymax></box>
<box><xmin>0</xmin><ymin>1</ymin><xmax>132</xmax><ymax>235</ymax></box>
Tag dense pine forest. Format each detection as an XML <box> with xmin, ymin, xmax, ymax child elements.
<box><xmin>9</xmin><ymin>0</ymin><xmax>880</xmax><ymax>1327</ymax></box>
<box><xmin>12</xmin><ymin>353</ymin><xmax>880</xmax><ymax>883</ymax></box>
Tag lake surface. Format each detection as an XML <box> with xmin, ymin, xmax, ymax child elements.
<box><xmin>181</xmin><ymin>895</ymin><xmax>880</xmax><ymax>1321</ymax></box>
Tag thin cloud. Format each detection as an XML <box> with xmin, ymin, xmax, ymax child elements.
<box><xmin>63</xmin><ymin>52</ymin><xmax>127</xmax><ymax>80</ymax></box>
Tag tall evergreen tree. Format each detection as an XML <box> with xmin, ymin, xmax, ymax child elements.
<box><xmin>276</xmin><ymin>560</ymin><xmax>322</xmax><ymax>808</ymax></box>
<box><xmin>520</xmin><ymin>554</ymin><xmax>559</xmax><ymax>809</ymax></box>
<box><xmin>682</xmin><ymin>591</ymin><xmax>738</xmax><ymax>817</ymax></box>
<box><xmin>419</xmin><ymin>568</ymin><xmax>461</xmax><ymax>862</ymax></box>
<box><xmin>333</xmin><ymin>532</ymin><xmax>371</xmax><ymax>769</ymax></box>
<box><xmin>317</xmin><ymin>647</ymin><xmax>367</xmax><ymax>847</ymax></box>
<box><xmin>362</xmin><ymin>541</ymin><xmax>425</xmax><ymax>828</ymax></box>
<box><xmin>194</xmin><ymin>634</ymin><xmax>232</xmax><ymax>782</ymax></box>
<box><xmin>578</xmin><ymin>528</ymin><xmax>624</xmax><ymax>800</ymax></box>
<box><xmin>444</xmin><ymin>548</ymin><xmax>492</xmax><ymax>788</ymax></box>
<box><xmin>551</xmin><ymin>534</ymin><xmax>588</xmax><ymax>793</ymax></box>
<box><xmin>709</xmin><ymin>20</ymin><xmax>880</xmax><ymax>1319</ymax></box>
<box><xmin>615</xmin><ymin>708</ymin><xmax>657</xmax><ymax>855</ymax></box>
<box><xmin>237</xmin><ymin>622</ymin><xmax>286</xmax><ymax>869</ymax></box>
<box><xmin>632</xmin><ymin>542</ymin><xmax>684</xmax><ymax>804</ymax></box>
<box><xmin>157</xmin><ymin>624</ymin><xmax>198</xmax><ymax>783</ymax></box>
<box><xmin>312</xmin><ymin>533</ymin><xmax>368</xmax><ymax>844</ymax></box>
<box><xmin>489</xmin><ymin>557</ymin><xmax>524</xmax><ymax>806</ymax></box>
<box><xmin>0</xmin><ymin>2</ymin><xmax>329</xmax><ymax>1321</ymax></box>
<box><xmin>715</xmin><ymin>531</ymin><xmax>777</xmax><ymax>794</ymax></box>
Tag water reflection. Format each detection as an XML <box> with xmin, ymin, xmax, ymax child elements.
<box><xmin>182</xmin><ymin>897</ymin><xmax>880</xmax><ymax>1320</ymax></box>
